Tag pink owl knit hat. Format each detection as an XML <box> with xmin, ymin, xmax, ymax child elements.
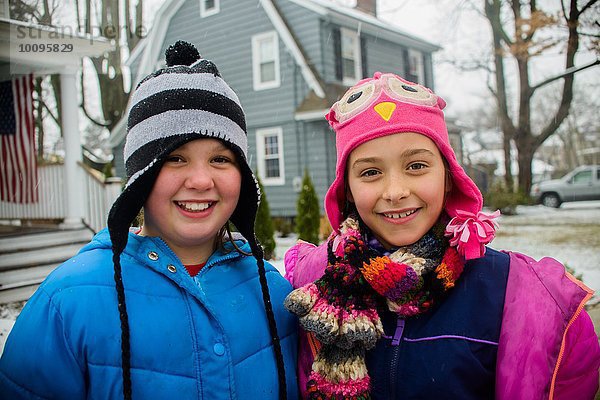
<box><xmin>324</xmin><ymin>72</ymin><xmax>498</xmax><ymax>260</ymax></box>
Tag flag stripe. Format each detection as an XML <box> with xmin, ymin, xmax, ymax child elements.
<box><xmin>20</xmin><ymin>77</ymin><xmax>32</xmax><ymax>203</ymax></box>
<box><xmin>16</xmin><ymin>79</ymin><xmax>26</xmax><ymax>203</ymax></box>
<box><xmin>0</xmin><ymin>135</ymin><xmax>8</xmax><ymax>200</ymax></box>
<box><xmin>24</xmin><ymin>75</ymin><xmax>36</xmax><ymax>203</ymax></box>
<box><xmin>0</xmin><ymin>75</ymin><xmax>37</xmax><ymax>203</ymax></box>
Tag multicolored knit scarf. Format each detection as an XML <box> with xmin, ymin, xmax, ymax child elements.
<box><xmin>284</xmin><ymin>216</ymin><xmax>465</xmax><ymax>399</ymax></box>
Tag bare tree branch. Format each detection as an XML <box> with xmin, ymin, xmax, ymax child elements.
<box><xmin>80</xmin><ymin>66</ymin><xmax>111</xmax><ymax>128</ymax></box>
<box><xmin>533</xmin><ymin>0</ymin><xmax>580</xmax><ymax>150</ymax></box>
<box><xmin>579</xmin><ymin>31</ymin><xmax>600</xmax><ymax>39</ymax></box>
<box><xmin>530</xmin><ymin>59</ymin><xmax>600</xmax><ymax>93</ymax></box>
<box><xmin>485</xmin><ymin>0</ymin><xmax>515</xmax><ymax>46</ymax></box>
<box><xmin>580</xmin><ymin>0</ymin><xmax>598</xmax><ymax>15</ymax></box>
<box><xmin>41</xmin><ymin>100</ymin><xmax>59</xmax><ymax>126</ymax></box>
<box><xmin>440</xmin><ymin>57</ymin><xmax>494</xmax><ymax>73</ymax></box>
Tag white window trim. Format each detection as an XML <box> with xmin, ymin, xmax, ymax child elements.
<box><xmin>256</xmin><ymin>127</ymin><xmax>285</xmax><ymax>186</ymax></box>
<box><xmin>199</xmin><ymin>0</ymin><xmax>219</xmax><ymax>18</ymax></box>
<box><xmin>408</xmin><ymin>49</ymin><xmax>425</xmax><ymax>84</ymax></box>
<box><xmin>252</xmin><ymin>31</ymin><xmax>281</xmax><ymax>91</ymax></box>
<box><xmin>340</xmin><ymin>27</ymin><xmax>361</xmax><ymax>86</ymax></box>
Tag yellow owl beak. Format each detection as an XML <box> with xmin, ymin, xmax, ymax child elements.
<box><xmin>373</xmin><ymin>102</ymin><xmax>396</xmax><ymax>122</ymax></box>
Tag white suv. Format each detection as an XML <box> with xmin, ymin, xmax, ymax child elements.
<box><xmin>530</xmin><ymin>165</ymin><xmax>600</xmax><ymax>208</ymax></box>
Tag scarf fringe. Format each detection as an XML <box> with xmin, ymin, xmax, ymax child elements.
<box><xmin>306</xmin><ymin>345</ymin><xmax>371</xmax><ymax>399</ymax></box>
<box><xmin>285</xmin><ymin>283</ymin><xmax>383</xmax><ymax>348</ymax></box>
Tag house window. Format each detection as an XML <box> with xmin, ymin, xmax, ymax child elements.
<box><xmin>252</xmin><ymin>31</ymin><xmax>280</xmax><ymax>90</ymax></box>
<box><xmin>340</xmin><ymin>28</ymin><xmax>361</xmax><ymax>85</ymax></box>
<box><xmin>200</xmin><ymin>0</ymin><xmax>219</xmax><ymax>18</ymax></box>
<box><xmin>407</xmin><ymin>49</ymin><xmax>424</xmax><ymax>84</ymax></box>
<box><xmin>256</xmin><ymin>127</ymin><xmax>285</xmax><ymax>185</ymax></box>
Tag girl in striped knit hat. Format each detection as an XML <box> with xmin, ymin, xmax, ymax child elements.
<box><xmin>0</xmin><ymin>41</ymin><xmax>298</xmax><ymax>400</ymax></box>
<box><xmin>284</xmin><ymin>72</ymin><xmax>599</xmax><ymax>399</ymax></box>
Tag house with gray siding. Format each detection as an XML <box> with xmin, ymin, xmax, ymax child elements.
<box><xmin>109</xmin><ymin>0</ymin><xmax>441</xmax><ymax>219</ymax></box>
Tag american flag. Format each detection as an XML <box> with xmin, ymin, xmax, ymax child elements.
<box><xmin>0</xmin><ymin>74</ymin><xmax>38</xmax><ymax>203</ymax></box>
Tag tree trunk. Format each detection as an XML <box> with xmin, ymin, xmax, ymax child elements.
<box><xmin>50</xmin><ymin>75</ymin><xmax>62</xmax><ymax>134</ymax></box>
<box><xmin>485</xmin><ymin>0</ymin><xmax>516</xmax><ymax>190</ymax></box>
<box><xmin>517</xmin><ymin>136</ymin><xmax>535</xmax><ymax>194</ymax></box>
<box><xmin>502</xmin><ymin>135</ymin><xmax>513</xmax><ymax>189</ymax></box>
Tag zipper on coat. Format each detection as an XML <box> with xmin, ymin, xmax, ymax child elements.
<box><xmin>155</xmin><ymin>237</ymin><xmax>185</xmax><ymax>267</ymax></box>
<box><xmin>203</xmin><ymin>253</ymin><xmax>239</xmax><ymax>272</ymax></box>
<box><xmin>549</xmin><ymin>289</ymin><xmax>594</xmax><ymax>400</ymax></box>
<box><xmin>389</xmin><ymin>317</ymin><xmax>405</xmax><ymax>399</ymax></box>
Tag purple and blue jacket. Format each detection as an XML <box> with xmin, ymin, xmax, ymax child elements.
<box><xmin>285</xmin><ymin>241</ymin><xmax>599</xmax><ymax>399</ymax></box>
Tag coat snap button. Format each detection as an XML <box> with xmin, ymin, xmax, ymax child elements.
<box><xmin>213</xmin><ymin>343</ymin><xmax>225</xmax><ymax>356</ymax></box>
<box><xmin>148</xmin><ymin>251</ymin><xmax>159</xmax><ymax>261</ymax></box>
<box><xmin>167</xmin><ymin>264</ymin><xmax>177</xmax><ymax>273</ymax></box>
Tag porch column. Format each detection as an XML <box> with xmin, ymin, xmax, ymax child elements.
<box><xmin>59</xmin><ymin>68</ymin><xmax>85</xmax><ymax>229</ymax></box>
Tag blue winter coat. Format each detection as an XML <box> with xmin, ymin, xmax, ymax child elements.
<box><xmin>0</xmin><ymin>229</ymin><xmax>299</xmax><ymax>399</ymax></box>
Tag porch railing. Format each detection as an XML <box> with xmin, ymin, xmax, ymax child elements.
<box><xmin>0</xmin><ymin>163</ymin><xmax>122</xmax><ymax>233</ymax></box>
<box><xmin>81</xmin><ymin>163</ymin><xmax>122</xmax><ymax>233</ymax></box>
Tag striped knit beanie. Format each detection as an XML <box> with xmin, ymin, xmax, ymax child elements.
<box><xmin>107</xmin><ymin>41</ymin><xmax>286</xmax><ymax>399</ymax></box>
<box><xmin>108</xmin><ymin>40</ymin><xmax>258</xmax><ymax>256</ymax></box>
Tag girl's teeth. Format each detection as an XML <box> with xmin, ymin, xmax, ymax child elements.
<box><xmin>384</xmin><ymin>209</ymin><xmax>416</xmax><ymax>219</ymax></box>
<box><xmin>177</xmin><ymin>202</ymin><xmax>211</xmax><ymax>211</ymax></box>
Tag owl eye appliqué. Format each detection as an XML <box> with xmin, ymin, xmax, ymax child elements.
<box><xmin>335</xmin><ymin>81</ymin><xmax>376</xmax><ymax>118</ymax></box>
<box><xmin>386</xmin><ymin>76</ymin><xmax>437</xmax><ymax>106</ymax></box>
<box><xmin>347</xmin><ymin>92</ymin><xmax>362</xmax><ymax>103</ymax></box>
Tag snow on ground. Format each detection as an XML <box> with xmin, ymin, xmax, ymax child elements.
<box><xmin>490</xmin><ymin>201</ymin><xmax>600</xmax><ymax>295</ymax></box>
<box><xmin>0</xmin><ymin>302</ymin><xmax>22</xmax><ymax>355</ymax></box>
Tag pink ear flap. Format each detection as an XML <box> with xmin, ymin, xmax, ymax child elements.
<box><xmin>325</xmin><ymin>108</ymin><xmax>338</xmax><ymax>126</ymax></box>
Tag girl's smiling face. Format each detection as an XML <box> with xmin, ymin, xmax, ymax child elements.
<box><xmin>346</xmin><ymin>132</ymin><xmax>448</xmax><ymax>248</ymax></box>
<box><xmin>140</xmin><ymin>138</ymin><xmax>241</xmax><ymax>264</ymax></box>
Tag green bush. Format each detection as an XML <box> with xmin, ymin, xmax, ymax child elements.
<box><xmin>296</xmin><ymin>170</ymin><xmax>320</xmax><ymax>244</ymax></box>
<box><xmin>273</xmin><ymin>217</ymin><xmax>293</xmax><ymax>238</ymax></box>
<box><xmin>255</xmin><ymin>178</ymin><xmax>276</xmax><ymax>260</ymax></box>
<box><xmin>483</xmin><ymin>182</ymin><xmax>529</xmax><ymax>215</ymax></box>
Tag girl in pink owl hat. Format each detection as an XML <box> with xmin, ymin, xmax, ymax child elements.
<box><xmin>284</xmin><ymin>72</ymin><xmax>599</xmax><ymax>399</ymax></box>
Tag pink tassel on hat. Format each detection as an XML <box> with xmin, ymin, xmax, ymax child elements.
<box><xmin>445</xmin><ymin>210</ymin><xmax>500</xmax><ymax>260</ymax></box>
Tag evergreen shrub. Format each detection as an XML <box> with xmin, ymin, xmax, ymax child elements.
<box><xmin>255</xmin><ymin>178</ymin><xmax>276</xmax><ymax>260</ymax></box>
<box><xmin>296</xmin><ymin>170</ymin><xmax>320</xmax><ymax>244</ymax></box>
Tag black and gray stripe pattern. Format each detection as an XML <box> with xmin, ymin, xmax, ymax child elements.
<box><xmin>124</xmin><ymin>63</ymin><xmax>248</xmax><ymax>188</ymax></box>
